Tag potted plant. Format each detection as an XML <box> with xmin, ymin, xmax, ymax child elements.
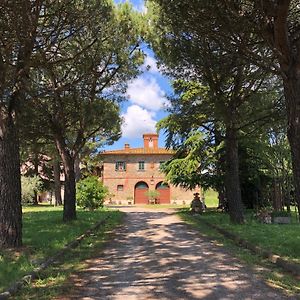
<box><xmin>145</xmin><ymin>190</ymin><xmax>160</xmax><ymax>204</ymax></box>
<box><xmin>126</xmin><ymin>196</ymin><xmax>133</xmax><ymax>205</ymax></box>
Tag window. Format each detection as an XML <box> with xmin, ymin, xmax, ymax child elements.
<box><xmin>115</xmin><ymin>161</ymin><xmax>126</xmax><ymax>171</ymax></box>
<box><xmin>117</xmin><ymin>185</ymin><xmax>124</xmax><ymax>191</ymax></box>
<box><xmin>138</xmin><ymin>161</ymin><xmax>145</xmax><ymax>170</ymax></box>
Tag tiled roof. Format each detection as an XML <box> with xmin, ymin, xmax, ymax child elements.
<box><xmin>100</xmin><ymin>147</ymin><xmax>174</xmax><ymax>155</ymax></box>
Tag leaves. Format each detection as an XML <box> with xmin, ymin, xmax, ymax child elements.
<box><xmin>76</xmin><ymin>176</ymin><xmax>108</xmax><ymax>210</ymax></box>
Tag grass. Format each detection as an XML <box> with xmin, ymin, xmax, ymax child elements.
<box><xmin>203</xmin><ymin>189</ymin><xmax>219</xmax><ymax>207</ymax></box>
<box><xmin>0</xmin><ymin>205</ymin><xmax>124</xmax><ymax>296</ymax></box>
<box><xmin>198</xmin><ymin>209</ymin><xmax>300</xmax><ymax>263</ymax></box>
<box><xmin>179</xmin><ymin>209</ymin><xmax>300</xmax><ymax>296</ymax></box>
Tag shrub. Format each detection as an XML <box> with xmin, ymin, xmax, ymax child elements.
<box><xmin>145</xmin><ymin>190</ymin><xmax>160</xmax><ymax>204</ymax></box>
<box><xmin>21</xmin><ymin>175</ymin><xmax>43</xmax><ymax>203</ymax></box>
<box><xmin>76</xmin><ymin>176</ymin><xmax>108</xmax><ymax>210</ymax></box>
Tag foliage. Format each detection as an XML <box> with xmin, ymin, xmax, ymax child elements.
<box><xmin>76</xmin><ymin>176</ymin><xmax>108</xmax><ymax>210</ymax></box>
<box><xmin>203</xmin><ymin>189</ymin><xmax>219</xmax><ymax>208</ymax></box>
<box><xmin>160</xmin><ymin>131</ymin><xmax>221</xmax><ymax>190</ymax></box>
<box><xmin>148</xmin><ymin>1</ymin><xmax>288</xmax><ymax>221</ymax></box>
<box><xmin>17</xmin><ymin>0</ymin><xmax>146</xmax><ymax>221</ymax></box>
<box><xmin>145</xmin><ymin>190</ymin><xmax>160</xmax><ymax>203</ymax></box>
<box><xmin>21</xmin><ymin>176</ymin><xmax>43</xmax><ymax>204</ymax></box>
<box><xmin>147</xmin><ymin>1</ymin><xmax>287</xmax><ymax>223</ymax></box>
<box><xmin>148</xmin><ymin>0</ymin><xmax>300</xmax><ymax>217</ymax></box>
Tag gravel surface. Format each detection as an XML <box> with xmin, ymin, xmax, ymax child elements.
<box><xmin>57</xmin><ymin>207</ymin><xmax>296</xmax><ymax>299</ymax></box>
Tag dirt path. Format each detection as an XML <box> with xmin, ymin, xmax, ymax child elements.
<box><xmin>58</xmin><ymin>207</ymin><xmax>295</xmax><ymax>299</ymax></box>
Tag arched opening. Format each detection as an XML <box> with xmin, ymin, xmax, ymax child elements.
<box><xmin>155</xmin><ymin>181</ymin><xmax>170</xmax><ymax>204</ymax></box>
<box><xmin>134</xmin><ymin>181</ymin><xmax>149</xmax><ymax>204</ymax></box>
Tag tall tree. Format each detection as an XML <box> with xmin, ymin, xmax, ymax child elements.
<box><xmin>148</xmin><ymin>1</ymin><xmax>278</xmax><ymax>223</ymax></box>
<box><xmin>0</xmin><ymin>1</ymin><xmax>42</xmax><ymax>247</ymax></box>
<box><xmin>223</xmin><ymin>0</ymin><xmax>300</xmax><ymax>218</ymax></box>
<box><xmin>150</xmin><ymin>0</ymin><xmax>300</xmax><ymax>216</ymax></box>
<box><xmin>27</xmin><ymin>1</ymin><xmax>144</xmax><ymax>221</ymax></box>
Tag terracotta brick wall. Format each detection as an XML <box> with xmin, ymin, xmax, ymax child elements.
<box><xmin>102</xmin><ymin>153</ymin><xmax>198</xmax><ymax>205</ymax></box>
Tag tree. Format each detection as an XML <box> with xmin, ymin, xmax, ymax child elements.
<box><xmin>224</xmin><ymin>0</ymin><xmax>300</xmax><ymax>218</ymax></box>
<box><xmin>76</xmin><ymin>176</ymin><xmax>108</xmax><ymax>210</ymax></box>
<box><xmin>21</xmin><ymin>175</ymin><xmax>43</xmax><ymax>204</ymax></box>
<box><xmin>147</xmin><ymin>2</ymin><xmax>280</xmax><ymax>223</ymax></box>
<box><xmin>149</xmin><ymin>0</ymin><xmax>300</xmax><ymax>217</ymax></box>
<box><xmin>20</xmin><ymin>136</ymin><xmax>63</xmax><ymax>206</ymax></box>
<box><xmin>27</xmin><ymin>1</ymin><xmax>144</xmax><ymax>221</ymax></box>
<box><xmin>0</xmin><ymin>1</ymin><xmax>42</xmax><ymax>247</ymax></box>
<box><xmin>0</xmin><ymin>0</ymin><xmax>145</xmax><ymax>247</ymax></box>
<box><xmin>145</xmin><ymin>190</ymin><xmax>160</xmax><ymax>204</ymax></box>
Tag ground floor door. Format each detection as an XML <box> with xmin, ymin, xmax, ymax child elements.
<box><xmin>156</xmin><ymin>182</ymin><xmax>170</xmax><ymax>204</ymax></box>
<box><xmin>134</xmin><ymin>181</ymin><xmax>149</xmax><ymax>204</ymax></box>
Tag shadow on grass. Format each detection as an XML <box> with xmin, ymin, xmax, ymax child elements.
<box><xmin>0</xmin><ymin>209</ymin><xmax>121</xmax><ymax>294</ymax></box>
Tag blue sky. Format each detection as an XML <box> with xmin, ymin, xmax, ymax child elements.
<box><xmin>104</xmin><ymin>0</ymin><xmax>173</xmax><ymax>150</ymax></box>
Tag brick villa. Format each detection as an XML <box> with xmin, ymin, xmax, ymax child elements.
<box><xmin>100</xmin><ymin>133</ymin><xmax>198</xmax><ymax>205</ymax></box>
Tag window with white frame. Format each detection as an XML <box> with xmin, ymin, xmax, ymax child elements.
<box><xmin>138</xmin><ymin>161</ymin><xmax>145</xmax><ymax>171</ymax></box>
<box><xmin>117</xmin><ymin>185</ymin><xmax>124</xmax><ymax>191</ymax></box>
<box><xmin>115</xmin><ymin>161</ymin><xmax>126</xmax><ymax>171</ymax></box>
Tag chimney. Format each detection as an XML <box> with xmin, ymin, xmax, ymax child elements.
<box><xmin>124</xmin><ymin>143</ymin><xmax>130</xmax><ymax>150</ymax></box>
<box><xmin>143</xmin><ymin>133</ymin><xmax>158</xmax><ymax>149</ymax></box>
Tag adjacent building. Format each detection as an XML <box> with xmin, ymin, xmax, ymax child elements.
<box><xmin>100</xmin><ymin>133</ymin><xmax>199</xmax><ymax>205</ymax></box>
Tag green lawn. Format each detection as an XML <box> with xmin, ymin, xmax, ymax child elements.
<box><xmin>179</xmin><ymin>209</ymin><xmax>300</xmax><ymax>296</ymax></box>
<box><xmin>0</xmin><ymin>205</ymin><xmax>123</xmax><ymax>294</ymax></box>
<box><xmin>203</xmin><ymin>189</ymin><xmax>218</xmax><ymax>207</ymax></box>
<box><xmin>181</xmin><ymin>209</ymin><xmax>300</xmax><ymax>264</ymax></box>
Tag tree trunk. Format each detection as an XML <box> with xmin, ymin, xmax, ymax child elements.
<box><xmin>0</xmin><ymin>114</ymin><xmax>22</xmax><ymax>247</ymax></box>
<box><xmin>225</xmin><ymin>126</ymin><xmax>245</xmax><ymax>224</ymax></box>
<box><xmin>63</xmin><ymin>155</ymin><xmax>76</xmax><ymax>221</ymax></box>
<box><xmin>217</xmin><ymin>188</ymin><xmax>227</xmax><ymax>208</ymax></box>
<box><xmin>74</xmin><ymin>156</ymin><xmax>81</xmax><ymax>182</ymax></box>
<box><xmin>284</xmin><ymin>75</ymin><xmax>300</xmax><ymax>219</ymax></box>
<box><xmin>214</xmin><ymin>125</ymin><xmax>227</xmax><ymax>209</ymax></box>
<box><xmin>273</xmin><ymin>180</ymin><xmax>282</xmax><ymax>211</ymax></box>
<box><xmin>33</xmin><ymin>152</ymin><xmax>39</xmax><ymax>205</ymax></box>
<box><xmin>53</xmin><ymin>159</ymin><xmax>62</xmax><ymax>206</ymax></box>
<box><xmin>54</xmin><ymin>135</ymin><xmax>77</xmax><ymax>221</ymax></box>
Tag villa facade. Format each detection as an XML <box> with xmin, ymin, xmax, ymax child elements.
<box><xmin>100</xmin><ymin>133</ymin><xmax>199</xmax><ymax>205</ymax></box>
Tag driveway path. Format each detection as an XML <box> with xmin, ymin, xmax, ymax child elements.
<box><xmin>58</xmin><ymin>207</ymin><xmax>295</xmax><ymax>299</ymax></box>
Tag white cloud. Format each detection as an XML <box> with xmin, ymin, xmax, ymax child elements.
<box><xmin>142</xmin><ymin>56</ymin><xmax>159</xmax><ymax>73</ymax></box>
<box><xmin>127</xmin><ymin>77</ymin><xmax>166</xmax><ymax>111</ymax></box>
<box><xmin>122</xmin><ymin>105</ymin><xmax>157</xmax><ymax>138</ymax></box>
<box><xmin>137</xmin><ymin>1</ymin><xmax>147</xmax><ymax>13</ymax></box>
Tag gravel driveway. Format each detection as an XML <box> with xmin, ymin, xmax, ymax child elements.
<box><xmin>58</xmin><ymin>207</ymin><xmax>296</xmax><ymax>299</ymax></box>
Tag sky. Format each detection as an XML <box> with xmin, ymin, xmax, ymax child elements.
<box><xmin>104</xmin><ymin>0</ymin><xmax>173</xmax><ymax>151</ymax></box>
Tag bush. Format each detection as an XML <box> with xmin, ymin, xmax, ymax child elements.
<box><xmin>21</xmin><ymin>175</ymin><xmax>43</xmax><ymax>203</ymax></box>
<box><xmin>145</xmin><ymin>190</ymin><xmax>160</xmax><ymax>204</ymax></box>
<box><xmin>76</xmin><ymin>176</ymin><xmax>108</xmax><ymax>210</ymax></box>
